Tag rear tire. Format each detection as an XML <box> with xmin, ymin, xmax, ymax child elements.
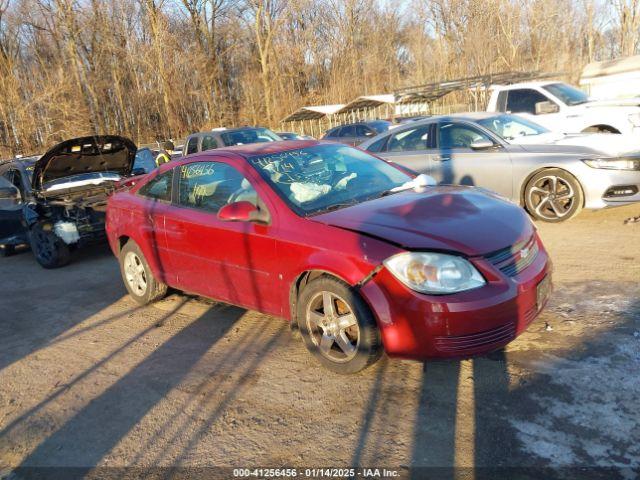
<box><xmin>119</xmin><ymin>240</ymin><xmax>167</xmax><ymax>305</ymax></box>
<box><xmin>297</xmin><ymin>276</ymin><xmax>382</xmax><ymax>374</ymax></box>
<box><xmin>29</xmin><ymin>223</ymin><xmax>71</xmax><ymax>268</ymax></box>
<box><xmin>524</xmin><ymin>169</ymin><xmax>583</xmax><ymax>223</ymax></box>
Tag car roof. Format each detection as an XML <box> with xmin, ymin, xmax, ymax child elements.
<box><xmin>491</xmin><ymin>81</ymin><xmax>558</xmax><ymax>90</ymax></box>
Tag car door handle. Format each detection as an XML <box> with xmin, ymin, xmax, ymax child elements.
<box><xmin>435</xmin><ymin>155</ymin><xmax>451</xmax><ymax>162</ymax></box>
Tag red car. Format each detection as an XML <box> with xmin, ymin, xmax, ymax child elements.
<box><xmin>106</xmin><ymin>141</ymin><xmax>552</xmax><ymax>374</ymax></box>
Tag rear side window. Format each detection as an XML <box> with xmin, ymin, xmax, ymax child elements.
<box><xmin>325</xmin><ymin>127</ymin><xmax>341</xmax><ymax>137</ymax></box>
<box><xmin>506</xmin><ymin>89</ymin><xmax>549</xmax><ymax>114</ymax></box>
<box><xmin>177</xmin><ymin>162</ymin><xmax>257</xmax><ymax>213</ymax></box>
<box><xmin>354</xmin><ymin>125</ymin><xmax>372</xmax><ymax>137</ymax></box>
<box><xmin>201</xmin><ymin>135</ymin><xmax>218</xmax><ymax>151</ymax></box>
<box><xmin>138</xmin><ymin>169</ymin><xmax>173</xmax><ymax>202</ymax></box>
<box><xmin>365</xmin><ymin>136</ymin><xmax>389</xmax><ymax>153</ymax></box>
<box><xmin>387</xmin><ymin>125</ymin><xmax>430</xmax><ymax>152</ymax></box>
<box><xmin>186</xmin><ymin>137</ymin><xmax>198</xmax><ymax>155</ymax></box>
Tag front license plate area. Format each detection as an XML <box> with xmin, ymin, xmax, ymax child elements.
<box><xmin>536</xmin><ymin>275</ymin><xmax>551</xmax><ymax>310</ymax></box>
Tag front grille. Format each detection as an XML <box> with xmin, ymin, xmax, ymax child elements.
<box><xmin>484</xmin><ymin>235</ymin><xmax>539</xmax><ymax>277</ymax></box>
<box><xmin>434</xmin><ymin>322</ymin><xmax>516</xmax><ymax>353</ymax></box>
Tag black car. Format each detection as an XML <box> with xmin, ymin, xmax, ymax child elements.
<box><xmin>322</xmin><ymin>120</ymin><xmax>392</xmax><ymax>146</ymax></box>
<box><xmin>0</xmin><ymin>135</ymin><xmax>137</xmax><ymax>268</ymax></box>
<box><xmin>182</xmin><ymin>127</ymin><xmax>282</xmax><ymax>156</ymax></box>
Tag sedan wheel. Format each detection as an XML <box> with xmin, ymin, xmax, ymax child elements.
<box><xmin>297</xmin><ymin>276</ymin><xmax>381</xmax><ymax>374</ymax></box>
<box><xmin>524</xmin><ymin>169</ymin><xmax>583</xmax><ymax>223</ymax></box>
<box><xmin>119</xmin><ymin>240</ymin><xmax>167</xmax><ymax>305</ymax></box>
<box><xmin>306</xmin><ymin>291</ymin><xmax>360</xmax><ymax>363</ymax></box>
<box><xmin>124</xmin><ymin>251</ymin><xmax>148</xmax><ymax>297</ymax></box>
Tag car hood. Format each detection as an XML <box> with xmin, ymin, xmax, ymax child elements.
<box><xmin>583</xmin><ymin>97</ymin><xmax>640</xmax><ymax>108</ymax></box>
<box><xmin>509</xmin><ymin>132</ymin><xmax>640</xmax><ymax>157</ymax></box>
<box><xmin>32</xmin><ymin>135</ymin><xmax>137</xmax><ymax>190</ymax></box>
<box><xmin>312</xmin><ymin>187</ymin><xmax>534</xmax><ymax>256</ymax></box>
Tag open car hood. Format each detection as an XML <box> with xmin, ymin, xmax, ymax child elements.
<box><xmin>312</xmin><ymin>187</ymin><xmax>534</xmax><ymax>256</ymax></box>
<box><xmin>32</xmin><ymin>135</ymin><xmax>137</xmax><ymax>190</ymax></box>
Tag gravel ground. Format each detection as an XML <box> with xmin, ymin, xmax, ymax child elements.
<box><xmin>0</xmin><ymin>204</ymin><xmax>639</xmax><ymax>479</ymax></box>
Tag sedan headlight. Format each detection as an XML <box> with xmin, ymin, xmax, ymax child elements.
<box><xmin>582</xmin><ymin>158</ymin><xmax>639</xmax><ymax>170</ymax></box>
<box><xmin>628</xmin><ymin>113</ymin><xmax>640</xmax><ymax>127</ymax></box>
<box><xmin>384</xmin><ymin>252</ymin><xmax>486</xmax><ymax>294</ymax></box>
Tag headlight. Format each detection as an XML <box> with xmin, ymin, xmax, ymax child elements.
<box><xmin>628</xmin><ymin>113</ymin><xmax>640</xmax><ymax>127</ymax></box>
<box><xmin>384</xmin><ymin>252</ymin><xmax>486</xmax><ymax>294</ymax></box>
<box><xmin>582</xmin><ymin>158</ymin><xmax>639</xmax><ymax>170</ymax></box>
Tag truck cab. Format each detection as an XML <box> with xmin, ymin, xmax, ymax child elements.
<box><xmin>487</xmin><ymin>81</ymin><xmax>640</xmax><ymax>135</ymax></box>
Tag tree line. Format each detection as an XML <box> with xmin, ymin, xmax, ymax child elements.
<box><xmin>0</xmin><ymin>0</ymin><xmax>638</xmax><ymax>156</ymax></box>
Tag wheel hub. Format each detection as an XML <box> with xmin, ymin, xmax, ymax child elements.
<box><xmin>306</xmin><ymin>291</ymin><xmax>360</xmax><ymax>363</ymax></box>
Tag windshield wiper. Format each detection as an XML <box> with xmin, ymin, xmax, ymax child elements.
<box><xmin>309</xmin><ymin>200</ymin><xmax>360</xmax><ymax>215</ymax></box>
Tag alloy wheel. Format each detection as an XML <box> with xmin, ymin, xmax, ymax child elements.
<box><xmin>527</xmin><ymin>175</ymin><xmax>575</xmax><ymax>221</ymax></box>
<box><xmin>124</xmin><ymin>251</ymin><xmax>148</xmax><ymax>296</ymax></box>
<box><xmin>306</xmin><ymin>291</ymin><xmax>360</xmax><ymax>363</ymax></box>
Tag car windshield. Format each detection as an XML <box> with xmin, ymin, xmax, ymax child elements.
<box><xmin>247</xmin><ymin>143</ymin><xmax>411</xmax><ymax>216</ymax></box>
<box><xmin>221</xmin><ymin>128</ymin><xmax>281</xmax><ymax>146</ymax></box>
<box><xmin>477</xmin><ymin>114</ymin><xmax>549</xmax><ymax>140</ymax></box>
<box><xmin>542</xmin><ymin>83</ymin><xmax>589</xmax><ymax>106</ymax></box>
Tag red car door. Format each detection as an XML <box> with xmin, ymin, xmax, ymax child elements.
<box><xmin>162</xmin><ymin>160</ymin><xmax>280</xmax><ymax>315</ymax></box>
<box><xmin>133</xmin><ymin>168</ymin><xmax>177</xmax><ymax>285</ymax></box>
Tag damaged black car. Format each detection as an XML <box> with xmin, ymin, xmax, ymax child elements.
<box><xmin>0</xmin><ymin>135</ymin><xmax>138</xmax><ymax>268</ymax></box>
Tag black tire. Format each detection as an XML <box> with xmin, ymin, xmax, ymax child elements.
<box><xmin>524</xmin><ymin>169</ymin><xmax>584</xmax><ymax>223</ymax></box>
<box><xmin>0</xmin><ymin>244</ymin><xmax>16</xmax><ymax>257</ymax></box>
<box><xmin>297</xmin><ymin>276</ymin><xmax>382</xmax><ymax>374</ymax></box>
<box><xmin>29</xmin><ymin>223</ymin><xmax>71</xmax><ymax>268</ymax></box>
<box><xmin>119</xmin><ymin>240</ymin><xmax>167</xmax><ymax>305</ymax></box>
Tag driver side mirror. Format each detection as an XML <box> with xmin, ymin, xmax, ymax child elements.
<box><xmin>218</xmin><ymin>201</ymin><xmax>270</xmax><ymax>224</ymax></box>
<box><xmin>535</xmin><ymin>101</ymin><xmax>559</xmax><ymax>115</ymax></box>
<box><xmin>470</xmin><ymin>140</ymin><xmax>496</xmax><ymax>150</ymax></box>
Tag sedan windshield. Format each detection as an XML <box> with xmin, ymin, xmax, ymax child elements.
<box><xmin>542</xmin><ymin>83</ymin><xmax>589</xmax><ymax>106</ymax></box>
<box><xmin>247</xmin><ymin>143</ymin><xmax>411</xmax><ymax>216</ymax></box>
<box><xmin>478</xmin><ymin>114</ymin><xmax>549</xmax><ymax>140</ymax></box>
<box><xmin>221</xmin><ymin>128</ymin><xmax>281</xmax><ymax>146</ymax></box>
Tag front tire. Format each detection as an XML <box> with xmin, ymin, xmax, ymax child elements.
<box><xmin>29</xmin><ymin>223</ymin><xmax>71</xmax><ymax>268</ymax></box>
<box><xmin>524</xmin><ymin>169</ymin><xmax>583</xmax><ymax>223</ymax></box>
<box><xmin>119</xmin><ymin>240</ymin><xmax>167</xmax><ymax>305</ymax></box>
<box><xmin>297</xmin><ymin>276</ymin><xmax>382</xmax><ymax>374</ymax></box>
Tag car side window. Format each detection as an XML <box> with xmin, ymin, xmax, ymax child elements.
<box><xmin>9</xmin><ymin>170</ymin><xmax>24</xmax><ymax>201</ymax></box>
<box><xmin>138</xmin><ymin>169</ymin><xmax>173</xmax><ymax>202</ymax></box>
<box><xmin>365</xmin><ymin>136</ymin><xmax>389</xmax><ymax>153</ymax></box>
<box><xmin>387</xmin><ymin>125</ymin><xmax>430</xmax><ymax>152</ymax></box>
<box><xmin>186</xmin><ymin>137</ymin><xmax>198</xmax><ymax>155</ymax></box>
<box><xmin>438</xmin><ymin>123</ymin><xmax>492</xmax><ymax>149</ymax></box>
<box><xmin>201</xmin><ymin>135</ymin><xmax>218</xmax><ymax>151</ymax></box>
<box><xmin>177</xmin><ymin>161</ymin><xmax>258</xmax><ymax>214</ymax></box>
<box><xmin>506</xmin><ymin>89</ymin><xmax>550</xmax><ymax>114</ymax></box>
<box><xmin>354</xmin><ymin>125</ymin><xmax>372</xmax><ymax>137</ymax></box>
<box><xmin>340</xmin><ymin>125</ymin><xmax>356</xmax><ymax>137</ymax></box>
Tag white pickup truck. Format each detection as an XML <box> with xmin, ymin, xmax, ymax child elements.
<box><xmin>486</xmin><ymin>81</ymin><xmax>640</xmax><ymax>135</ymax></box>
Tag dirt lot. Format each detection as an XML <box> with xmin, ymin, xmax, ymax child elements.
<box><xmin>0</xmin><ymin>205</ymin><xmax>639</xmax><ymax>478</ymax></box>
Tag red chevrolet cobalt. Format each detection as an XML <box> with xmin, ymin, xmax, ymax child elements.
<box><xmin>106</xmin><ymin>141</ymin><xmax>552</xmax><ymax>373</ymax></box>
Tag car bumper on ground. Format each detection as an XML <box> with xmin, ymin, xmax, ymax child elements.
<box><xmin>360</xmin><ymin>235</ymin><xmax>552</xmax><ymax>360</ymax></box>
